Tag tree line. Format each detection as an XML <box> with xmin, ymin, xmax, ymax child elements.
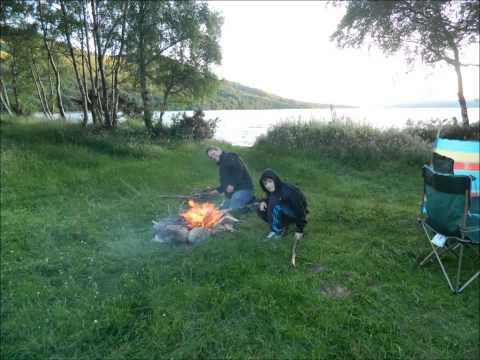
<box><xmin>0</xmin><ymin>0</ymin><xmax>222</xmax><ymax>133</ymax></box>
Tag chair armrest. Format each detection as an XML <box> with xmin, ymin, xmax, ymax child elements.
<box><xmin>460</xmin><ymin>225</ymin><xmax>480</xmax><ymax>242</ymax></box>
<box><xmin>460</xmin><ymin>225</ymin><xmax>480</xmax><ymax>233</ymax></box>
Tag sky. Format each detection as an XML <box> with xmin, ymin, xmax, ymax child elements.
<box><xmin>208</xmin><ymin>1</ymin><xmax>480</xmax><ymax>107</ymax></box>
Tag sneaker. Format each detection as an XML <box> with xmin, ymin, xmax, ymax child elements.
<box><xmin>266</xmin><ymin>231</ymin><xmax>281</xmax><ymax>240</ymax></box>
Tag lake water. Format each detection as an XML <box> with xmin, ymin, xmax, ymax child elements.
<box><xmin>42</xmin><ymin>107</ymin><xmax>479</xmax><ymax>147</ymax></box>
<box><xmin>161</xmin><ymin>107</ymin><xmax>480</xmax><ymax>146</ymax></box>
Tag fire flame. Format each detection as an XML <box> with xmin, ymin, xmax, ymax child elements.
<box><xmin>181</xmin><ymin>200</ymin><xmax>224</xmax><ymax>229</ymax></box>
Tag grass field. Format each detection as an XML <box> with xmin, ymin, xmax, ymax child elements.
<box><xmin>1</xmin><ymin>119</ymin><xmax>478</xmax><ymax>359</ymax></box>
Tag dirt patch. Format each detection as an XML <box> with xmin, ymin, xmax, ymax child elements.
<box><xmin>320</xmin><ymin>285</ymin><xmax>351</xmax><ymax>298</ymax></box>
<box><xmin>311</xmin><ymin>264</ymin><xmax>328</xmax><ymax>273</ymax></box>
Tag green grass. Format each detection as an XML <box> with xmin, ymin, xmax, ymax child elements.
<box><xmin>1</xmin><ymin>119</ymin><xmax>479</xmax><ymax>359</ymax></box>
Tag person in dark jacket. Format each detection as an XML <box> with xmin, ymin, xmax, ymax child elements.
<box><xmin>257</xmin><ymin>169</ymin><xmax>308</xmax><ymax>240</ymax></box>
<box><xmin>206</xmin><ymin>146</ymin><xmax>255</xmax><ymax>210</ymax></box>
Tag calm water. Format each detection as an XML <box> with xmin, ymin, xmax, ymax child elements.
<box><xmin>41</xmin><ymin>107</ymin><xmax>479</xmax><ymax>147</ymax></box>
<box><xmin>161</xmin><ymin>107</ymin><xmax>480</xmax><ymax>146</ymax></box>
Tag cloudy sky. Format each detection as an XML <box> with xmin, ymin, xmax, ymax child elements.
<box><xmin>208</xmin><ymin>1</ymin><xmax>480</xmax><ymax>107</ymax></box>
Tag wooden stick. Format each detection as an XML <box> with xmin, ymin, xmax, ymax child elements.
<box><xmin>120</xmin><ymin>178</ymin><xmax>215</xmax><ymax>201</ymax></box>
<box><xmin>157</xmin><ymin>194</ymin><xmax>201</xmax><ymax>199</ymax></box>
<box><xmin>157</xmin><ymin>191</ymin><xmax>217</xmax><ymax>200</ymax></box>
<box><xmin>291</xmin><ymin>237</ymin><xmax>299</xmax><ymax>267</ymax></box>
<box><xmin>216</xmin><ymin>213</ymin><xmax>239</xmax><ymax>225</ymax></box>
<box><xmin>119</xmin><ymin>178</ymin><xmax>142</xmax><ymax>197</ymax></box>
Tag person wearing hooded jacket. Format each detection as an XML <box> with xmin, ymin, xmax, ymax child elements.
<box><xmin>257</xmin><ymin>168</ymin><xmax>308</xmax><ymax>240</ymax></box>
<box><xmin>206</xmin><ymin>146</ymin><xmax>255</xmax><ymax>210</ymax></box>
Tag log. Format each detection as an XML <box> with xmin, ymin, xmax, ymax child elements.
<box><xmin>152</xmin><ymin>216</ymin><xmax>188</xmax><ymax>243</ymax></box>
<box><xmin>187</xmin><ymin>227</ymin><xmax>210</xmax><ymax>244</ymax></box>
<box><xmin>166</xmin><ymin>225</ymin><xmax>189</xmax><ymax>243</ymax></box>
<box><xmin>152</xmin><ymin>210</ymin><xmax>236</xmax><ymax>245</ymax></box>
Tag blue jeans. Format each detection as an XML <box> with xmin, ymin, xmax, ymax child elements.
<box><xmin>257</xmin><ymin>204</ymin><xmax>296</xmax><ymax>234</ymax></box>
<box><xmin>221</xmin><ymin>189</ymin><xmax>254</xmax><ymax>210</ymax></box>
<box><xmin>271</xmin><ymin>205</ymin><xmax>295</xmax><ymax>233</ymax></box>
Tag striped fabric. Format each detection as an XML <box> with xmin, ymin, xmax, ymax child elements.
<box><xmin>433</xmin><ymin>138</ymin><xmax>480</xmax><ymax>197</ymax></box>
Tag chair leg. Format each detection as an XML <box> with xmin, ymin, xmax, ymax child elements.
<box><xmin>430</xmin><ymin>239</ymin><xmax>455</xmax><ymax>292</ymax></box>
<box><xmin>420</xmin><ymin>251</ymin><xmax>434</xmax><ymax>266</ymax></box>
<box><xmin>457</xmin><ymin>272</ymin><xmax>480</xmax><ymax>293</ymax></box>
<box><xmin>419</xmin><ymin>225</ymin><xmax>436</xmax><ymax>266</ymax></box>
<box><xmin>449</xmin><ymin>243</ymin><xmax>462</xmax><ymax>259</ymax></box>
<box><xmin>419</xmin><ymin>246</ymin><xmax>453</xmax><ymax>266</ymax></box>
<box><xmin>419</xmin><ymin>222</ymin><xmax>479</xmax><ymax>293</ymax></box>
<box><xmin>455</xmin><ymin>244</ymin><xmax>464</xmax><ymax>293</ymax></box>
<box><xmin>419</xmin><ymin>225</ymin><xmax>453</xmax><ymax>266</ymax></box>
<box><xmin>456</xmin><ymin>244</ymin><xmax>480</xmax><ymax>293</ymax></box>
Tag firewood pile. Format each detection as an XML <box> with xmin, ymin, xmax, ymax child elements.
<box><xmin>152</xmin><ymin>199</ymin><xmax>239</xmax><ymax>245</ymax></box>
<box><xmin>151</xmin><ymin>196</ymin><xmax>302</xmax><ymax>267</ymax></box>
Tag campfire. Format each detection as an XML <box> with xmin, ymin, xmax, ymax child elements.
<box><xmin>181</xmin><ymin>200</ymin><xmax>225</xmax><ymax>229</ymax></box>
<box><xmin>152</xmin><ymin>199</ymin><xmax>238</xmax><ymax>245</ymax></box>
<box><xmin>152</xmin><ymin>196</ymin><xmax>301</xmax><ymax>266</ymax></box>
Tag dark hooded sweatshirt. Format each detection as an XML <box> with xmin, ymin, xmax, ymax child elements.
<box><xmin>216</xmin><ymin>151</ymin><xmax>254</xmax><ymax>197</ymax></box>
<box><xmin>259</xmin><ymin>169</ymin><xmax>308</xmax><ymax>233</ymax></box>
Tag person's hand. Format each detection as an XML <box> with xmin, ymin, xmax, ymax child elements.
<box><xmin>259</xmin><ymin>201</ymin><xmax>267</xmax><ymax>211</ymax></box>
<box><xmin>226</xmin><ymin>185</ymin><xmax>235</xmax><ymax>193</ymax></box>
<box><xmin>208</xmin><ymin>189</ymin><xmax>220</xmax><ymax>196</ymax></box>
<box><xmin>294</xmin><ymin>232</ymin><xmax>303</xmax><ymax>241</ymax></box>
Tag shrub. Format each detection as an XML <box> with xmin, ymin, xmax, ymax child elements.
<box><xmin>167</xmin><ymin>110</ymin><xmax>218</xmax><ymax>140</ymax></box>
<box><xmin>405</xmin><ymin>119</ymin><xmax>479</xmax><ymax>142</ymax></box>
<box><xmin>255</xmin><ymin>120</ymin><xmax>431</xmax><ymax>166</ymax></box>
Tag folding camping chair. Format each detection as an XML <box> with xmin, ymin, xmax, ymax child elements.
<box><xmin>432</xmin><ymin>152</ymin><xmax>454</xmax><ymax>175</ymax></box>
<box><xmin>418</xmin><ymin>165</ymin><xmax>480</xmax><ymax>293</ymax></box>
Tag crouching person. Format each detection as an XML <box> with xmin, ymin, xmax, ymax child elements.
<box><xmin>206</xmin><ymin>146</ymin><xmax>255</xmax><ymax>210</ymax></box>
<box><xmin>257</xmin><ymin>169</ymin><xmax>308</xmax><ymax>240</ymax></box>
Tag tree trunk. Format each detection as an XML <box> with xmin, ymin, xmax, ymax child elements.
<box><xmin>47</xmin><ymin>61</ymin><xmax>55</xmax><ymax>111</ymax></box>
<box><xmin>91</xmin><ymin>0</ymin><xmax>111</xmax><ymax>128</ymax></box>
<box><xmin>139</xmin><ymin>60</ymin><xmax>152</xmax><ymax>131</ymax></box>
<box><xmin>60</xmin><ymin>0</ymin><xmax>89</xmax><ymax>127</ymax></box>
<box><xmin>51</xmin><ymin>55</ymin><xmax>66</xmax><ymax>119</ymax></box>
<box><xmin>159</xmin><ymin>104</ymin><xmax>166</xmax><ymax>125</ymax></box>
<box><xmin>31</xmin><ymin>63</ymin><xmax>53</xmax><ymax>121</ymax></box>
<box><xmin>79</xmin><ymin>1</ymin><xmax>92</xmax><ymax>125</ymax></box>
<box><xmin>138</xmin><ymin>3</ymin><xmax>153</xmax><ymax>132</ymax></box>
<box><xmin>31</xmin><ymin>58</ymin><xmax>53</xmax><ymax>120</ymax></box>
<box><xmin>0</xmin><ymin>92</ymin><xmax>12</xmax><ymax>115</ymax></box>
<box><xmin>452</xmin><ymin>47</ymin><xmax>469</xmax><ymax>127</ymax></box>
<box><xmin>110</xmin><ymin>63</ymin><xmax>117</xmax><ymax>127</ymax></box>
<box><xmin>110</xmin><ymin>1</ymin><xmax>129</xmax><ymax>128</ymax></box>
<box><xmin>159</xmin><ymin>87</ymin><xmax>172</xmax><ymax>127</ymax></box>
<box><xmin>0</xmin><ymin>78</ymin><xmax>13</xmax><ymax>115</ymax></box>
<box><xmin>88</xmin><ymin>0</ymin><xmax>105</xmax><ymax>126</ymax></box>
<box><xmin>110</xmin><ymin>61</ymin><xmax>120</xmax><ymax>128</ymax></box>
<box><xmin>38</xmin><ymin>0</ymin><xmax>66</xmax><ymax>119</ymax></box>
<box><xmin>10</xmin><ymin>48</ymin><xmax>21</xmax><ymax>114</ymax></box>
<box><xmin>139</xmin><ymin>54</ymin><xmax>152</xmax><ymax>131</ymax></box>
<box><xmin>82</xmin><ymin>0</ymin><xmax>99</xmax><ymax>126</ymax></box>
<box><xmin>31</xmin><ymin>65</ymin><xmax>47</xmax><ymax>116</ymax></box>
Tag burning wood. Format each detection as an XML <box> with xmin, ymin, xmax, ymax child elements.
<box><xmin>153</xmin><ymin>199</ymin><xmax>238</xmax><ymax>245</ymax></box>
<box><xmin>181</xmin><ymin>199</ymin><xmax>225</xmax><ymax>229</ymax></box>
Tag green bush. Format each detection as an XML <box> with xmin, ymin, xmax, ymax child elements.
<box><xmin>405</xmin><ymin>119</ymin><xmax>479</xmax><ymax>142</ymax></box>
<box><xmin>167</xmin><ymin>110</ymin><xmax>218</xmax><ymax>140</ymax></box>
<box><xmin>255</xmin><ymin>120</ymin><xmax>431</xmax><ymax>166</ymax></box>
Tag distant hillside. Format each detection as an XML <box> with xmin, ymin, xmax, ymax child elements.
<box><xmin>124</xmin><ymin>79</ymin><xmax>354</xmax><ymax>112</ymax></box>
<box><xmin>390</xmin><ymin>99</ymin><xmax>480</xmax><ymax>108</ymax></box>
<box><xmin>187</xmin><ymin>80</ymin><xmax>354</xmax><ymax>110</ymax></box>
<box><xmin>1</xmin><ymin>25</ymin><xmax>350</xmax><ymax>112</ymax></box>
